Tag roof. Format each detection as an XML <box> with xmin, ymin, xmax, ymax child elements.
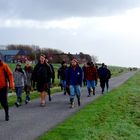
<box><xmin>0</xmin><ymin>50</ymin><xmax>20</xmax><ymax>55</ymax></box>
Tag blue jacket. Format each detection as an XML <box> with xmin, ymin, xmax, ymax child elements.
<box><xmin>66</xmin><ymin>66</ymin><xmax>83</xmax><ymax>86</ymax></box>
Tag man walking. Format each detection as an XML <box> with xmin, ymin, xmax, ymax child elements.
<box><xmin>98</xmin><ymin>63</ymin><xmax>111</xmax><ymax>93</ymax></box>
<box><xmin>66</xmin><ymin>59</ymin><xmax>83</xmax><ymax>108</ymax></box>
<box><xmin>0</xmin><ymin>55</ymin><xmax>14</xmax><ymax>121</ymax></box>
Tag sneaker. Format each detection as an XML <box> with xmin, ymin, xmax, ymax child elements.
<box><xmin>87</xmin><ymin>94</ymin><xmax>91</xmax><ymax>97</ymax></box>
<box><xmin>25</xmin><ymin>100</ymin><xmax>29</xmax><ymax>104</ymax></box>
<box><xmin>15</xmin><ymin>102</ymin><xmax>20</xmax><ymax>107</ymax></box>
<box><xmin>70</xmin><ymin>102</ymin><xmax>74</xmax><ymax>108</ymax></box>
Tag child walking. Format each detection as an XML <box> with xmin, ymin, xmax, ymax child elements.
<box><xmin>13</xmin><ymin>62</ymin><xmax>27</xmax><ymax>107</ymax></box>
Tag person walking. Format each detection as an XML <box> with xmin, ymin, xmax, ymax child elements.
<box><xmin>13</xmin><ymin>62</ymin><xmax>27</xmax><ymax>107</ymax></box>
<box><xmin>82</xmin><ymin>63</ymin><xmax>87</xmax><ymax>86</ymax></box>
<box><xmin>58</xmin><ymin>61</ymin><xmax>67</xmax><ymax>95</ymax></box>
<box><xmin>32</xmin><ymin>54</ymin><xmax>51</xmax><ymax>107</ymax></box>
<box><xmin>98</xmin><ymin>63</ymin><xmax>111</xmax><ymax>94</ymax></box>
<box><xmin>85</xmin><ymin>62</ymin><xmax>98</xmax><ymax>97</ymax></box>
<box><xmin>66</xmin><ymin>59</ymin><xmax>83</xmax><ymax>108</ymax></box>
<box><xmin>0</xmin><ymin>55</ymin><xmax>14</xmax><ymax>121</ymax></box>
<box><xmin>104</xmin><ymin>65</ymin><xmax>111</xmax><ymax>91</ymax></box>
<box><xmin>45</xmin><ymin>58</ymin><xmax>55</xmax><ymax>101</ymax></box>
<box><xmin>24</xmin><ymin>60</ymin><xmax>33</xmax><ymax>104</ymax></box>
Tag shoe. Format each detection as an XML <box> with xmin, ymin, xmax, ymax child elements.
<box><xmin>78</xmin><ymin>99</ymin><xmax>80</xmax><ymax>106</ymax></box>
<box><xmin>5</xmin><ymin>115</ymin><xmax>9</xmax><ymax>121</ymax></box>
<box><xmin>40</xmin><ymin>102</ymin><xmax>46</xmax><ymax>107</ymax></box>
<box><xmin>64</xmin><ymin>92</ymin><xmax>66</xmax><ymax>95</ymax></box>
<box><xmin>87</xmin><ymin>94</ymin><xmax>91</xmax><ymax>97</ymax></box>
<box><xmin>49</xmin><ymin>96</ymin><xmax>52</xmax><ymax>101</ymax></box>
<box><xmin>15</xmin><ymin>102</ymin><xmax>20</xmax><ymax>107</ymax></box>
<box><xmin>70</xmin><ymin>102</ymin><xmax>74</xmax><ymax>108</ymax></box>
<box><xmin>25</xmin><ymin>100</ymin><xmax>29</xmax><ymax>104</ymax></box>
<box><xmin>93</xmin><ymin>93</ymin><xmax>95</xmax><ymax>95</ymax></box>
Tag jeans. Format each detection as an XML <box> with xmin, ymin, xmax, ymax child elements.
<box><xmin>15</xmin><ymin>87</ymin><xmax>23</xmax><ymax>103</ymax></box>
<box><xmin>87</xmin><ymin>80</ymin><xmax>96</xmax><ymax>89</ymax></box>
<box><xmin>69</xmin><ymin>85</ymin><xmax>81</xmax><ymax>100</ymax></box>
<box><xmin>61</xmin><ymin>80</ymin><xmax>66</xmax><ymax>91</ymax></box>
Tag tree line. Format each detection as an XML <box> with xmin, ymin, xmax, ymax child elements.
<box><xmin>6</xmin><ymin>44</ymin><xmax>98</xmax><ymax>63</ymax></box>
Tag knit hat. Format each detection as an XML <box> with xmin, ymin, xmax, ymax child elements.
<box><xmin>17</xmin><ymin>62</ymin><xmax>21</xmax><ymax>66</ymax></box>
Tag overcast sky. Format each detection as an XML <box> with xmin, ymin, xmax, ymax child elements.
<box><xmin>0</xmin><ymin>0</ymin><xmax>140</xmax><ymax>67</ymax></box>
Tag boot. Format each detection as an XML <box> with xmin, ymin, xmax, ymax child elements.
<box><xmin>78</xmin><ymin>98</ymin><xmax>80</xmax><ymax>106</ymax></box>
<box><xmin>70</xmin><ymin>98</ymin><xmax>74</xmax><ymax>108</ymax></box>
<box><xmin>93</xmin><ymin>88</ymin><xmax>95</xmax><ymax>95</ymax></box>
<box><xmin>5</xmin><ymin>110</ymin><xmax>9</xmax><ymax>121</ymax></box>
<box><xmin>87</xmin><ymin>88</ymin><xmax>91</xmax><ymax>97</ymax></box>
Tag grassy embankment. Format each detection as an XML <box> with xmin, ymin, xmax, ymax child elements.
<box><xmin>38</xmin><ymin>71</ymin><xmax>140</xmax><ymax>140</ymax></box>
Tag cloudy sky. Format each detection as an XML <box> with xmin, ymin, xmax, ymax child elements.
<box><xmin>0</xmin><ymin>0</ymin><xmax>140</xmax><ymax>67</ymax></box>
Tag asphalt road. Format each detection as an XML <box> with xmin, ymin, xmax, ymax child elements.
<box><xmin>0</xmin><ymin>71</ymin><xmax>136</xmax><ymax>140</ymax></box>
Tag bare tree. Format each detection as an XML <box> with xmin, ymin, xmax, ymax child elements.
<box><xmin>91</xmin><ymin>55</ymin><xmax>98</xmax><ymax>63</ymax></box>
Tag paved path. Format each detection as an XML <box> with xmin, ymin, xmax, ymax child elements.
<box><xmin>0</xmin><ymin>71</ymin><xmax>136</xmax><ymax>140</ymax></box>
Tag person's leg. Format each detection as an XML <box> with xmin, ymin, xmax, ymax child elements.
<box><xmin>75</xmin><ymin>85</ymin><xmax>81</xmax><ymax>106</ymax></box>
<box><xmin>47</xmin><ymin>83</ymin><xmax>51</xmax><ymax>101</ymax></box>
<box><xmin>25</xmin><ymin>86</ymin><xmax>31</xmax><ymax>104</ymax></box>
<box><xmin>0</xmin><ymin>88</ymin><xmax>9</xmax><ymax>121</ymax></box>
<box><xmin>106</xmin><ymin>79</ymin><xmax>109</xmax><ymax>91</ymax></box>
<box><xmin>63</xmin><ymin>80</ymin><xmax>67</xmax><ymax>95</ymax></box>
<box><xmin>87</xmin><ymin>80</ymin><xmax>91</xmax><ymax>97</ymax></box>
<box><xmin>91</xmin><ymin>80</ymin><xmax>96</xmax><ymax>95</ymax></box>
<box><xmin>69</xmin><ymin>85</ymin><xmax>75</xmax><ymax>108</ymax></box>
<box><xmin>100</xmin><ymin>79</ymin><xmax>105</xmax><ymax>94</ymax></box>
<box><xmin>40</xmin><ymin>91</ymin><xmax>47</xmax><ymax>106</ymax></box>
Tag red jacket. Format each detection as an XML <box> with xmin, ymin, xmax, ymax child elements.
<box><xmin>0</xmin><ymin>62</ymin><xmax>14</xmax><ymax>89</ymax></box>
<box><xmin>85</xmin><ymin>66</ymin><xmax>98</xmax><ymax>80</ymax></box>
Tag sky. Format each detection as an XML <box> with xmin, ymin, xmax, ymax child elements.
<box><xmin>0</xmin><ymin>0</ymin><xmax>140</xmax><ymax>67</ymax></box>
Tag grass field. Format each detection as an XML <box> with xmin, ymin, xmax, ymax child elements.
<box><xmin>38</xmin><ymin>71</ymin><xmax>140</xmax><ymax>140</ymax></box>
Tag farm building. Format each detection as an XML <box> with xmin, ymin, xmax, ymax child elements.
<box><xmin>0</xmin><ymin>49</ymin><xmax>30</xmax><ymax>63</ymax></box>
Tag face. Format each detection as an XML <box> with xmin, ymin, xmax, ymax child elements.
<box><xmin>71</xmin><ymin>60</ymin><xmax>77</xmax><ymax>67</ymax></box>
<box><xmin>40</xmin><ymin>56</ymin><xmax>45</xmax><ymax>64</ymax></box>
<box><xmin>16</xmin><ymin>65</ymin><xmax>21</xmax><ymax>69</ymax></box>
<box><xmin>26</xmin><ymin>62</ymin><xmax>30</xmax><ymax>67</ymax></box>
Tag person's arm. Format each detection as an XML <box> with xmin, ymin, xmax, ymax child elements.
<box><xmin>5</xmin><ymin>64</ymin><xmax>14</xmax><ymax>90</ymax></box>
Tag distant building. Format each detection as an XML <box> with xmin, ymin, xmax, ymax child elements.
<box><xmin>0</xmin><ymin>49</ymin><xmax>30</xmax><ymax>63</ymax></box>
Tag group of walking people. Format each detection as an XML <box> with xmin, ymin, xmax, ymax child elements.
<box><xmin>0</xmin><ymin>53</ymin><xmax>111</xmax><ymax>121</ymax></box>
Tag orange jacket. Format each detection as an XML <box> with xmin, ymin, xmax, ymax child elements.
<box><xmin>0</xmin><ymin>62</ymin><xmax>14</xmax><ymax>89</ymax></box>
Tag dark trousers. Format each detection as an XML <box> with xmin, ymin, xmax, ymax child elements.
<box><xmin>0</xmin><ymin>88</ymin><xmax>9</xmax><ymax>116</ymax></box>
<box><xmin>100</xmin><ymin>78</ymin><xmax>106</xmax><ymax>92</ymax></box>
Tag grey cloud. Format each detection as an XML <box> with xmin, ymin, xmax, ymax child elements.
<box><xmin>0</xmin><ymin>0</ymin><xmax>140</xmax><ymax>20</ymax></box>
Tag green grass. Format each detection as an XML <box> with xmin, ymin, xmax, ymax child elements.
<box><xmin>38</xmin><ymin>71</ymin><xmax>140</xmax><ymax>140</ymax></box>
